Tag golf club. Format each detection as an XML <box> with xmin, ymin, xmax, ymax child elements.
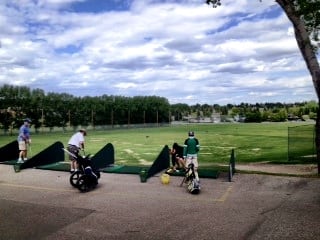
<box><xmin>28</xmin><ymin>143</ymin><xmax>32</xmax><ymax>158</ymax></box>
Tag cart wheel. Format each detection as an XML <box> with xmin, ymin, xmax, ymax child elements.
<box><xmin>70</xmin><ymin>171</ymin><xmax>81</xmax><ymax>187</ymax></box>
<box><xmin>77</xmin><ymin>175</ymin><xmax>90</xmax><ymax>192</ymax></box>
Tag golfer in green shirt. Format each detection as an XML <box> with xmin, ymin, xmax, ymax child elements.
<box><xmin>183</xmin><ymin>131</ymin><xmax>200</xmax><ymax>181</ymax></box>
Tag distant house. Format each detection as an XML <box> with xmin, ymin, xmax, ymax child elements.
<box><xmin>234</xmin><ymin>115</ymin><xmax>246</xmax><ymax>122</ymax></box>
<box><xmin>287</xmin><ymin>114</ymin><xmax>300</xmax><ymax>121</ymax></box>
<box><xmin>211</xmin><ymin>112</ymin><xmax>221</xmax><ymax>123</ymax></box>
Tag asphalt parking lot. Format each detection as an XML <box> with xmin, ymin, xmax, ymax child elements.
<box><xmin>0</xmin><ymin>164</ymin><xmax>320</xmax><ymax>240</ymax></box>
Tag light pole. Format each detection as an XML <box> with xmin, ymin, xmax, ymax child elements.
<box><xmin>41</xmin><ymin>108</ymin><xmax>44</xmax><ymax>132</ymax></box>
<box><xmin>111</xmin><ymin>97</ymin><xmax>115</xmax><ymax>128</ymax></box>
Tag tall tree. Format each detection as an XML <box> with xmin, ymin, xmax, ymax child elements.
<box><xmin>207</xmin><ymin>0</ymin><xmax>320</xmax><ymax>174</ymax></box>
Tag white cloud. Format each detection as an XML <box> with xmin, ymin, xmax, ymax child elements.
<box><xmin>0</xmin><ymin>0</ymin><xmax>317</xmax><ymax>105</ymax></box>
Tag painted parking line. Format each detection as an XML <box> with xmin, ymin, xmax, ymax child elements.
<box><xmin>0</xmin><ymin>182</ymin><xmax>233</xmax><ymax>203</ymax></box>
<box><xmin>0</xmin><ymin>183</ymin><xmax>74</xmax><ymax>193</ymax></box>
<box><xmin>214</xmin><ymin>186</ymin><xmax>233</xmax><ymax>202</ymax></box>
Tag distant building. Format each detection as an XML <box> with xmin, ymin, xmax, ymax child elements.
<box><xmin>211</xmin><ymin>112</ymin><xmax>221</xmax><ymax>123</ymax></box>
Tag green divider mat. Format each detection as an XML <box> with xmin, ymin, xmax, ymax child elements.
<box><xmin>17</xmin><ymin>141</ymin><xmax>65</xmax><ymax>171</ymax></box>
<box><xmin>0</xmin><ymin>140</ymin><xmax>19</xmax><ymax>162</ymax></box>
<box><xmin>102</xmin><ymin>145</ymin><xmax>169</xmax><ymax>179</ymax></box>
<box><xmin>36</xmin><ymin>143</ymin><xmax>115</xmax><ymax>172</ymax></box>
<box><xmin>36</xmin><ymin>163</ymin><xmax>148</xmax><ymax>174</ymax></box>
<box><xmin>146</xmin><ymin>145</ymin><xmax>170</xmax><ymax>179</ymax></box>
<box><xmin>103</xmin><ymin>165</ymin><xmax>147</xmax><ymax>174</ymax></box>
<box><xmin>198</xmin><ymin>169</ymin><xmax>220</xmax><ymax>178</ymax></box>
<box><xmin>36</xmin><ymin>162</ymin><xmax>70</xmax><ymax>171</ymax></box>
<box><xmin>91</xmin><ymin>143</ymin><xmax>115</xmax><ymax>170</ymax></box>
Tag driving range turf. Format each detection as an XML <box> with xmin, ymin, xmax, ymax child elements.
<box><xmin>0</xmin><ymin>122</ymin><xmax>313</xmax><ymax>167</ymax></box>
<box><xmin>1</xmin><ymin>123</ymin><xmax>320</xmax><ymax>239</ymax></box>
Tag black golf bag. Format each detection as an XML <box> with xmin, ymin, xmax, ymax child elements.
<box><xmin>75</xmin><ymin>154</ymin><xmax>100</xmax><ymax>192</ymax></box>
<box><xmin>65</xmin><ymin>149</ymin><xmax>100</xmax><ymax>192</ymax></box>
<box><xmin>182</xmin><ymin>163</ymin><xmax>201</xmax><ymax>194</ymax></box>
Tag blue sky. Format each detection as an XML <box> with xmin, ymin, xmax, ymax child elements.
<box><xmin>0</xmin><ymin>0</ymin><xmax>318</xmax><ymax>105</ymax></box>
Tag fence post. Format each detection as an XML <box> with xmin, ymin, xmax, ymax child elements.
<box><xmin>228</xmin><ymin>149</ymin><xmax>236</xmax><ymax>182</ymax></box>
<box><xmin>231</xmin><ymin>149</ymin><xmax>235</xmax><ymax>174</ymax></box>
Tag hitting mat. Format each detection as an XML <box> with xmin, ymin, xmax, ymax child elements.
<box><xmin>36</xmin><ymin>161</ymin><xmax>70</xmax><ymax>171</ymax></box>
<box><xmin>166</xmin><ymin>168</ymin><xmax>220</xmax><ymax>179</ymax></box>
<box><xmin>0</xmin><ymin>160</ymin><xmax>17</xmax><ymax>165</ymax></box>
<box><xmin>103</xmin><ymin>165</ymin><xmax>148</xmax><ymax>174</ymax></box>
<box><xmin>0</xmin><ymin>142</ymin><xmax>220</xmax><ymax>179</ymax></box>
<box><xmin>36</xmin><ymin>163</ymin><xmax>147</xmax><ymax>174</ymax></box>
<box><xmin>36</xmin><ymin>162</ymin><xmax>148</xmax><ymax>175</ymax></box>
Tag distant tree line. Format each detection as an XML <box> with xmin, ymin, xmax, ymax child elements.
<box><xmin>0</xmin><ymin>84</ymin><xmax>318</xmax><ymax>134</ymax></box>
<box><xmin>171</xmin><ymin>102</ymin><xmax>318</xmax><ymax>123</ymax></box>
<box><xmin>0</xmin><ymin>85</ymin><xmax>170</xmax><ymax>134</ymax></box>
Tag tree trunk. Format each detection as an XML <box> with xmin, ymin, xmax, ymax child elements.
<box><xmin>276</xmin><ymin>0</ymin><xmax>320</xmax><ymax>174</ymax></box>
<box><xmin>316</xmin><ymin>107</ymin><xmax>320</xmax><ymax>174</ymax></box>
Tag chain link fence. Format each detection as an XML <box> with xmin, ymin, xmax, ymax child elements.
<box><xmin>288</xmin><ymin>124</ymin><xmax>316</xmax><ymax>162</ymax></box>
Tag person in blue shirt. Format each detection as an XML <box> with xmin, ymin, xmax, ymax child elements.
<box><xmin>17</xmin><ymin>118</ymin><xmax>32</xmax><ymax>163</ymax></box>
<box><xmin>183</xmin><ymin>131</ymin><xmax>200</xmax><ymax>181</ymax></box>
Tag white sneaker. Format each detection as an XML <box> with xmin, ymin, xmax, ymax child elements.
<box><xmin>17</xmin><ymin>159</ymin><xmax>24</xmax><ymax>164</ymax></box>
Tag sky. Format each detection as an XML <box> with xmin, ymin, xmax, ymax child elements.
<box><xmin>0</xmin><ymin>0</ymin><xmax>319</xmax><ymax>105</ymax></box>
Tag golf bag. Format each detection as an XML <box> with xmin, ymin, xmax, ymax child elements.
<box><xmin>75</xmin><ymin>154</ymin><xmax>100</xmax><ymax>192</ymax></box>
<box><xmin>64</xmin><ymin>148</ymin><xmax>100</xmax><ymax>192</ymax></box>
<box><xmin>182</xmin><ymin>163</ymin><xmax>201</xmax><ymax>194</ymax></box>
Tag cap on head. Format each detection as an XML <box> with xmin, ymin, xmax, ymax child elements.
<box><xmin>24</xmin><ymin>118</ymin><xmax>31</xmax><ymax>123</ymax></box>
<box><xmin>188</xmin><ymin>131</ymin><xmax>194</xmax><ymax>137</ymax></box>
<box><xmin>79</xmin><ymin>129</ymin><xmax>87</xmax><ymax>136</ymax></box>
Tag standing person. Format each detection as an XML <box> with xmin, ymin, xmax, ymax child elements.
<box><xmin>67</xmin><ymin>129</ymin><xmax>87</xmax><ymax>173</ymax></box>
<box><xmin>17</xmin><ymin>118</ymin><xmax>32</xmax><ymax>163</ymax></box>
<box><xmin>183</xmin><ymin>131</ymin><xmax>200</xmax><ymax>181</ymax></box>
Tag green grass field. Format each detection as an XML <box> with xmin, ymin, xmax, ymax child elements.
<box><xmin>0</xmin><ymin>122</ymin><xmax>314</xmax><ymax>167</ymax></box>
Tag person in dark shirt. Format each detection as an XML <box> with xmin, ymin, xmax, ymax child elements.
<box><xmin>183</xmin><ymin>131</ymin><xmax>200</xmax><ymax>181</ymax></box>
<box><xmin>170</xmin><ymin>142</ymin><xmax>185</xmax><ymax>172</ymax></box>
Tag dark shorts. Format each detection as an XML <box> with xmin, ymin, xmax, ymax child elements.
<box><xmin>67</xmin><ymin>145</ymin><xmax>79</xmax><ymax>161</ymax></box>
